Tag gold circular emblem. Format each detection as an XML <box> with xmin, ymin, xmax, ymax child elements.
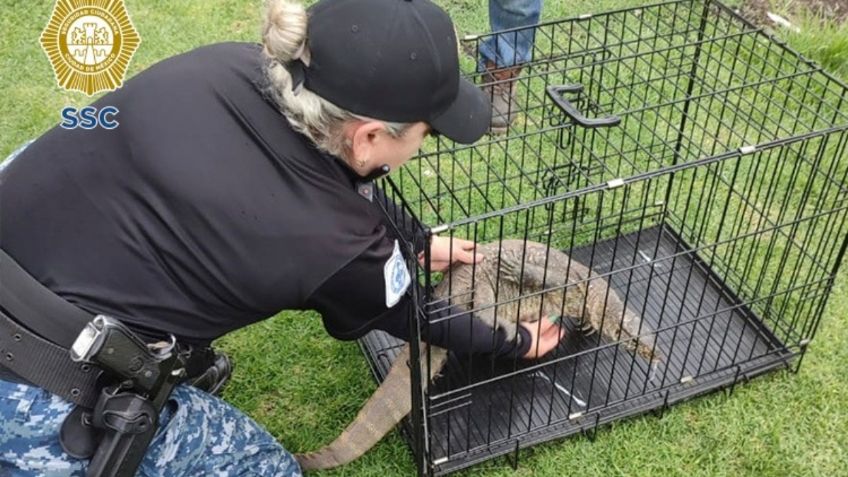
<box><xmin>40</xmin><ymin>0</ymin><xmax>141</xmax><ymax>96</ymax></box>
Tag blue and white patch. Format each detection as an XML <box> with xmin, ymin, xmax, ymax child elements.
<box><xmin>384</xmin><ymin>240</ymin><xmax>411</xmax><ymax>308</ymax></box>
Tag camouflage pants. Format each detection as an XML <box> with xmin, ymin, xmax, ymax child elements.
<box><xmin>0</xmin><ymin>379</ymin><xmax>303</xmax><ymax>476</ymax></box>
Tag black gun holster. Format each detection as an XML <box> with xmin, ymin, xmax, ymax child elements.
<box><xmin>57</xmin><ymin>334</ymin><xmax>233</xmax><ymax>470</ymax></box>
<box><xmin>0</xmin><ymin>248</ymin><xmax>232</xmax><ymax>477</ymax></box>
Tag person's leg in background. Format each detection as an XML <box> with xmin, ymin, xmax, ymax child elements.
<box><xmin>478</xmin><ymin>0</ymin><xmax>542</xmax><ymax>133</ymax></box>
<box><xmin>0</xmin><ymin>379</ymin><xmax>302</xmax><ymax>477</ymax></box>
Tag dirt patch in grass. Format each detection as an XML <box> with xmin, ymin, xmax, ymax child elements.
<box><xmin>740</xmin><ymin>0</ymin><xmax>848</xmax><ymax>24</ymax></box>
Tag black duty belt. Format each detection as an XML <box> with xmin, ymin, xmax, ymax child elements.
<box><xmin>0</xmin><ymin>248</ymin><xmax>229</xmax><ymax>402</ymax></box>
<box><xmin>0</xmin><ymin>247</ymin><xmax>233</xmax><ymax>477</ymax></box>
<box><xmin>0</xmin><ymin>248</ymin><xmax>91</xmax><ymax>348</ymax></box>
<box><xmin>0</xmin><ymin>248</ymin><xmax>101</xmax><ymax>407</ymax></box>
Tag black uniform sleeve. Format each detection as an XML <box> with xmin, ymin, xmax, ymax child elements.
<box><xmin>305</xmin><ymin>236</ymin><xmax>531</xmax><ymax>358</ymax></box>
<box><xmin>376</xmin><ymin>297</ymin><xmax>533</xmax><ymax>358</ymax></box>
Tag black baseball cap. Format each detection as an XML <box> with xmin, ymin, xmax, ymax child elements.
<box><xmin>293</xmin><ymin>0</ymin><xmax>491</xmax><ymax>144</ymax></box>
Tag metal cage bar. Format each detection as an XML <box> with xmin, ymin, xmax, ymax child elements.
<box><xmin>360</xmin><ymin>1</ymin><xmax>848</xmax><ymax>475</ymax></box>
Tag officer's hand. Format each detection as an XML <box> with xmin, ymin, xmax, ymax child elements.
<box><xmin>419</xmin><ymin>236</ymin><xmax>484</xmax><ymax>272</ymax></box>
<box><xmin>520</xmin><ymin>318</ymin><xmax>565</xmax><ymax>359</ymax></box>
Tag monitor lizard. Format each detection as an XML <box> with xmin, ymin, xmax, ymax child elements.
<box><xmin>295</xmin><ymin>239</ymin><xmax>660</xmax><ymax>471</ymax></box>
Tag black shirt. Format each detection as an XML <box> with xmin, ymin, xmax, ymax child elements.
<box><xmin>0</xmin><ymin>42</ymin><xmax>529</xmax><ymax>357</ymax></box>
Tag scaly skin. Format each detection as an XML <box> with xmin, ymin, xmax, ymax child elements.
<box><xmin>295</xmin><ymin>240</ymin><xmax>660</xmax><ymax>471</ymax></box>
<box><xmin>294</xmin><ymin>345</ymin><xmax>449</xmax><ymax>471</ymax></box>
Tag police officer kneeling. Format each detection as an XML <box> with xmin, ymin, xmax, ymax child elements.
<box><xmin>0</xmin><ymin>0</ymin><xmax>563</xmax><ymax>475</ymax></box>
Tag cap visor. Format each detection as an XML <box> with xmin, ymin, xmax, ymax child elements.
<box><xmin>430</xmin><ymin>77</ymin><xmax>491</xmax><ymax>144</ymax></box>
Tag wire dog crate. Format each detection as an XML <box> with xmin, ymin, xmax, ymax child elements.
<box><xmin>361</xmin><ymin>0</ymin><xmax>848</xmax><ymax>475</ymax></box>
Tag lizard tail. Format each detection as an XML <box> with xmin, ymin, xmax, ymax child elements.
<box><xmin>295</xmin><ymin>345</ymin><xmax>448</xmax><ymax>471</ymax></box>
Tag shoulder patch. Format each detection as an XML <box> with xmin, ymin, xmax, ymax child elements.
<box><xmin>384</xmin><ymin>240</ymin><xmax>411</xmax><ymax>307</ymax></box>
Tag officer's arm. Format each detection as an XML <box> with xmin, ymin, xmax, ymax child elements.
<box><xmin>378</xmin><ymin>298</ymin><xmax>532</xmax><ymax>358</ymax></box>
<box><xmin>304</xmin><ymin>237</ymin><xmax>530</xmax><ymax>358</ymax></box>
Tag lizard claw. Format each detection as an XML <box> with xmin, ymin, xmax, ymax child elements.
<box><xmin>647</xmin><ymin>361</ymin><xmax>659</xmax><ymax>383</ymax></box>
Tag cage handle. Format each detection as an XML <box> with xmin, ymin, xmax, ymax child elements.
<box><xmin>546</xmin><ymin>84</ymin><xmax>621</xmax><ymax>128</ymax></box>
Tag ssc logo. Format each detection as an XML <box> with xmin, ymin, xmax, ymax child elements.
<box><xmin>40</xmin><ymin>0</ymin><xmax>141</xmax><ymax>96</ymax></box>
<box><xmin>60</xmin><ymin>106</ymin><xmax>119</xmax><ymax>130</ymax></box>
<box><xmin>384</xmin><ymin>240</ymin><xmax>411</xmax><ymax>308</ymax></box>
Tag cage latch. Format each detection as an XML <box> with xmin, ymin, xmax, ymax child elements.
<box><xmin>546</xmin><ymin>84</ymin><xmax>621</xmax><ymax>129</ymax></box>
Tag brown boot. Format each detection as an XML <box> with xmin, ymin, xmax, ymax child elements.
<box><xmin>481</xmin><ymin>61</ymin><xmax>522</xmax><ymax>134</ymax></box>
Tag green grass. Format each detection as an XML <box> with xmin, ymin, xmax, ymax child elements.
<box><xmin>766</xmin><ymin>0</ymin><xmax>848</xmax><ymax>78</ymax></box>
<box><xmin>784</xmin><ymin>13</ymin><xmax>848</xmax><ymax>77</ymax></box>
<box><xmin>2</xmin><ymin>1</ymin><xmax>848</xmax><ymax>476</ymax></box>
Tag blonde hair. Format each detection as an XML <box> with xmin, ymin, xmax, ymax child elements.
<box><xmin>261</xmin><ymin>0</ymin><xmax>412</xmax><ymax>158</ymax></box>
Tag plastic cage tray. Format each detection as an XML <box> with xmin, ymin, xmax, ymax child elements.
<box><xmin>359</xmin><ymin>224</ymin><xmax>794</xmax><ymax>475</ymax></box>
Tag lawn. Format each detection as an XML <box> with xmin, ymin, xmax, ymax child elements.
<box><xmin>1</xmin><ymin>1</ymin><xmax>847</xmax><ymax>476</ymax></box>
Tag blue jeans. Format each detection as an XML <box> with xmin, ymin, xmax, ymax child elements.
<box><xmin>479</xmin><ymin>0</ymin><xmax>543</xmax><ymax>69</ymax></box>
<box><xmin>0</xmin><ymin>379</ymin><xmax>302</xmax><ymax>476</ymax></box>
